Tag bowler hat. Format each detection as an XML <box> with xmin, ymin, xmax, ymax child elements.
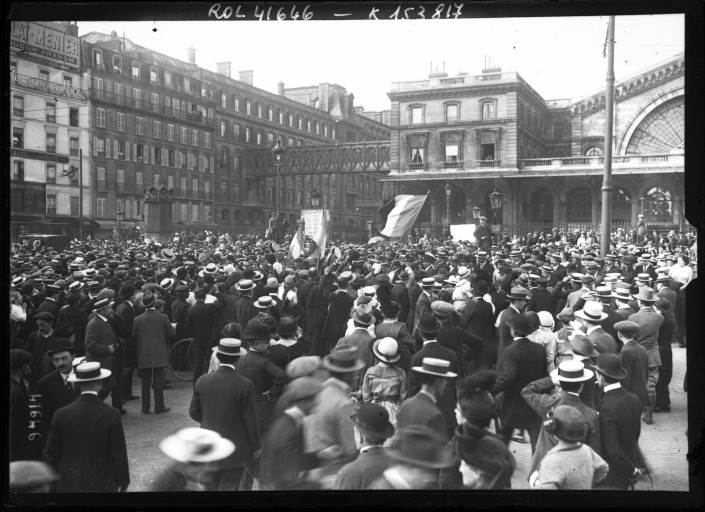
<box><xmin>45</xmin><ymin>339</ymin><xmax>76</xmax><ymax>357</ymax></box>
<box><xmin>322</xmin><ymin>346</ymin><xmax>365</xmax><ymax>373</ymax></box>
<box><xmin>349</xmin><ymin>403</ymin><xmax>395</xmax><ymax>440</ymax></box>
<box><xmin>10</xmin><ymin>349</ymin><xmax>32</xmax><ymax>370</ymax></box>
<box><xmin>550</xmin><ymin>405</ymin><xmax>588</xmax><ymax>442</ymax></box>
<box><xmin>416</xmin><ymin>313</ymin><xmax>442</xmax><ymax>334</ymax></box>
<box><xmin>388</xmin><ymin>425</ymin><xmax>457</xmax><ymax>469</ymax></box>
<box><xmin>592</xmin><ymin>352</ymin><xmax>627</xmax><ymax>380</ymax></box>
<box><xmin>245</xmin><ymin>320</ymin><xmax>272</xmax><ymax>342</ymax></box>
<box><xmin>509</xmin><ymin>313</ymin><xmax>534</xmax><ymax>337</ymax></box>
<box><xmin>655</xmin><ymin>298</ymin><xmax>673</xmax><ymax>314</ymax></box>
<box><xmin>68</xmin><ymin>361</ymin><xmax>111</xmax><ymax>382</ymax></box>
<box><xmin>141</xmin><ymin>291</ymin><xmax>156</xmax><ymax>308</ymax></box>
<box><xmin>276</xmin><ymin>316</ymin><xmax>299</xmax><ymax>338</ymax></box>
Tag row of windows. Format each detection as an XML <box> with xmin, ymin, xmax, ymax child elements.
<box><xmin>10</xmin><ymin>63</ymin><xmax>75</xmax><ymax>90</ymax></box>
<box><xmin>93</xmin><ymin>137</ymin><xmax>214</xmax><ymax>172</ymax></box>
<box><xmin>95</xmin><ymin>197</ymin><xmax>142</xmax><ymax>219</ymax></box>
<box><xmin>12</xmin><ymin>128</ymin><xmax>81</xmax><ymax>158</ymax></box>
<box><xmin>220</xmin><ymin>94</ymin><xmax>336</xmax><ymax>138</ymax></box>
<box><xmin>12</xmin><ymin>95</ymin><xmax>80</xmax><ymax>127</ymax></box>
<box><xmin>94</xmin><ymin>108</ymin><xmax>211</xmax><ymax>147</ymax></box>
<box><xmin>95</xmin><ymin>166</ymin><xmax>212</xmax><ymax>195</ymax></box>
<box><xmin>218</xmin><ymin>120</ymin><xmax>316</xmax><ymax>148</ymax></box>
<box><xmin>409</xmin><ymin>100</ymin><xmax>498</xmax><ymax>125</ymax></box>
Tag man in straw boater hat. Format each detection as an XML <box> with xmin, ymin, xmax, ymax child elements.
<box><xmin>495</xmin><ymin>287</ymin><xmax>531</xmax><ymax>364</ymax></box>
<box><xmin>335</xmin><ymin>403</ymin><xmax>396</xmax><ymax>490</ymax></box>
<box><xmin>305</xmin><ymin>345</ymin><xmax>366</xmax><ymax>488</ymax></box>
<box><xmin>151</xmin><ymin>427</ymin><xmax>235</xmax><ymax>492</ymax></box>
<box><xmin>574</xmin><ymin>301</ymin><xmax>618</xmax><ymax>355</ymax></box>
<box><xmin>521</xmin><ymin>359</ymin><xmax>602</xmax><ymax>481</ymax></box>
<box><xmin>412</xmin><ymin>277</ymin><xmax>436</xmax><ymax>338</ymax></box>
<box><xmin>491</xmin><ymin>312</ymin><xmax>547</xmax><ymax>453</ymax></box>
<box><xmin>407</xmin><ymin>313</ymin><xmax>461</xmax><ymax>440</ymax></box>
<box><xmin>189</xmin><ymin>338</ymin><xmax>260</xmax><ymax>491</ymax></box>
<box><xmin>592</xmin><ymin>353</ymin><xmax>645</xmax><ymax>490</ymax></box>
<box><xmin>43</xmin><ymin>361</ymin><xmax>130</xmax><ymax>492</ymax></box>
<box><xmin>628</xmin><ymin>287</ymin><xmax>663</xmax><ymax>425</ymax></box>
<box><xmin>368</xmin><ymin>424</ymin><xmax>457</xmax><ymax>490</ymax></box>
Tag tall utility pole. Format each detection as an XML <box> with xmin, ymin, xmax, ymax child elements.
<box><xmin>600</xmin><ymin>16</ymin><xmax>616</xmax><ymax>257</ymax></box>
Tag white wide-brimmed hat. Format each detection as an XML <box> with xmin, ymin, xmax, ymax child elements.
<box><xmin>160</xmin><ymin>427</ymin><xmax>235</xmax><ymax>463</ymax></box>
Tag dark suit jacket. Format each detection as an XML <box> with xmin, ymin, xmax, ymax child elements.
<box><xmin>321</xmin><ymin>290</ymin><xmax>355</xmax><ymax>350</ymax></box>
<box><xmin>461</xmin><ymin>296</ymin><xmax>495</xmax><ymax>344</ymax></box>
<box><xmin>336</xmin><ymin>445</ymin><xmax>393</xmax><ymax>490</ymax></box>
<box><xmin>44</xmin><ymin>393</ymin><xmax>130</xmax><ymax>492</ymax></box>
<box><xmin>335</xmin><ymin>329</ymin><xmax>375</xmax><ymax>371</ymax></box>
<box><xmin>412</xmin><ymin>291</ymin><xmax>433</xmax><ymax>336</ymax></box>
<box><xmin>492</xmin><ymin>337</ymin><xmax>547</xmax><ymax>429</ymax></box>
<box><xmin>37</xmin><ymin>298</ymin><xmax>61</xmax><ymax>326</ymax></box>
<box><xmin>37</xmin><ymin>370</ymin><xmax>79</xmax><ymax>441</ymax></box>
<box><xmin>496</xmin><ymin>306</ymin><xmax>521</xmax><ymax>362</ymax></box>
<box><xmin>597</xmin><ymin>386</ymin><xmax>643</xmax><ymax>489</ymax></box>
<box><xmin>527</xmin><ymin>289</ymin><xmax>556</xmax><ymax>318</ymax></box>
<box><xmin>391</xmin><ymin>282</ymin><xmax>411</xmax><ymax>325</ymax></box>
<box><xmin>186</xmin><ymin>297</ymin><xmax>225</xmax><ymax>348</ymax></box>
<box><xmin>115</xmin><ymin>301</ymin><xmax>136</xmax><ymax>363</ymax></box>
<box><xmin>620</xmin><ymin>342</ymin><xmax>649</xmax><ymax>407</ymax></box>
<box><xmin>396</xmin><ymin>391</ymin><xmax>448</xmax><ymax>440</ymax></box>
<box><xmin>408</xmin><ymin>341</ymin><xmax>459</xmax><ymax>434</ymax></box>
<box><xmin>171</xmin><ymin>298</ymin><xmax>190</xmax><ymax>341</ymax></box>
<box><xmin>308</xmin><ymin>278</ymin><xmax>333</xmax><ymax>328</ymax></box>
<box><xmin>406</xmin><ymin>283</ymin><xmax>422</xmax><ymax>330</ymax></box>
<box><xmin>189</xmin><ymin>366</ymin><xmax>260</xmax><ymax>468</ymax></box>
<box><xmin>84</xmin><ymin>315</ymin><xmax>116</xmax><ymax>371</ymax></box>
<box><xmin>437</xmin><ymin>324</ymin><xmax>465</xmax><ymax>378</ymax></box>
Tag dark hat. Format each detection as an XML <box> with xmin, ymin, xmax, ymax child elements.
<box><xmin>45</xmin><ymin>338</ymin><xmax>76</xmax><ymax>356</ymax></box>
<box><xmin>215</xmin><ymin>338</ymin><xmax>246</xmax><ymax>356</ymax></box>
<box><xmin>567</xmin><ymin>334</ymin><xmax>599</xmax><ymax>358</ymax></box>
<box><xmin>550</xmin><ymin>405</ymin><xmax>588</xmax><ymax>442</ymax></box>
<box><xmin>68</xmin><ymin>361</ymin><xmax>111</xmax><ymax>382</ymax></box>
<box><xmin>614</xmin><ymin>320</ymin><xmax>640</xmax><ymax>338</ymax></box>
<box><xmin>506</xmin><ymin>287</ymin><xmax>531</xmax><ymax>300</ymax></box>
<box><xmin>119</xmin><ymin>284</ymin><xmax>135</xmax><ymax>298</ymax></box>
<box><xmin>87</xmin><ymin>280</ymin><xmax>102</xmax><ymax>290</ymax></box>
<box><xmin>34</xmin><ymin>311</ymin><xmax>55</xmax><ymax>323</ymax></box>
<box><xmin>592</xmin><ymin>352</ymin><xmax>627</xmax><ymax>380</ymax></box>
<box><xmin>509</xmin><ymin>313</ymin><xmax>534</xmax><ymax>337</ymax></box>
<box><xmin>245</xmin><ymin>320</ymin><xmax>272</xmax><ymax>342</ymax></box>
<box><xmin>655</xmin><ymin>298</ymin><xmax>673</xmax><ymax>314</ymax></box>
<box><xmin>388</xmin><ymin>425</ymin><xmax>457</xmax><ymax>469</ymax></box>
<box><xmin>322</xmin><ymin>346</ymin><xmax>365</xmax><ymax>373</ymax></box>
<box><xmin>10</xmin><ymin>349</ymin><xmax>32</xmax><ymax>370</ymax></box>
<box><xmin>556</xmin><ymin>307</ymin><xmax>575</xmax><ymax>323</ymax></box>
<box><xmin>349</xmin><ymin>403</ymin><xmax>395</xmax><ymax>440</ymax></box>
<box><xmin>276</xmin><ymin>316</ymin><xmax>299</xmax><ymax>338</ymax></box>
<box><xmin>416</xmin><ymin>313</ymin><xmax>442</xmax><ymax>334</ymax></box>
<box><xmin>352</xmin><ymin>309</ymin><xmax>375</xmax><ymax>326</ymax></box>
<box><xmin>141</xmin><ymin>290</ymin><xmax>156</xmax><ymax>308</ymax></box>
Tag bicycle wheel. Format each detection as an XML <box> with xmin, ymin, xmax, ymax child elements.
<box><xmin>169</xmin><ymin>338</ymin><xmax>195</xmax><ymax>381</ymax></box>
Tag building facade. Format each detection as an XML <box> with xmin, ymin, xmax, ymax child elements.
<box><xmin>382</xmin><ymin>55</ymin><xmax>685</xmax><ymax>237</ymax></box>
<box><xmin>10</xmin><ymin>21</ymin><xmax>92</xmax><ymax>240</ymax></box>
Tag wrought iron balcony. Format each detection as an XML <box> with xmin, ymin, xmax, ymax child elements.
<box><xmin>518</xmin><ymin>153</ymin><xmax>683</xmax><ymax>170</ymax></box>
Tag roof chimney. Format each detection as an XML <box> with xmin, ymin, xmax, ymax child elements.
<box><xmin>239</xmin><ymin>70</ymin><xmax>253</xmax><ymax>86</ymax></box>
<box><xmin>318</xmin><ymin>83</ymin><xmax>329</xmax><ymax>112</ymax></box>
<box><xmin>216</xmin><ymin>62</ymin><xmax>231</xmax><ymax>78</ymax></box>
<box><xmin>187</xmin><ymin>46</ymin><xmax>196</xmax><ymax>65</ymax></box>
<box><xmin>277</xmin><ymin>81</ymin><xmax>285</xmax><ymax>96</ymax></box>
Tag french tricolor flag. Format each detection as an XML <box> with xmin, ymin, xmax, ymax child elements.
<box><xmin>379</xmin><ymin>193</ymin><xmax>429</xmax><ymax>239</ymax></box>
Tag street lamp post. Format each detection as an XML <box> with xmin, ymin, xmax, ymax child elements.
<box><xmin>272</xmin><ymin>138</ymin><xmax>285</xmax><ymax>217</ymax></box>
<box><xmin>472</xmin><ymin>206</ymin><xmax>481</xmax><ymax>220</ymax></box>
<box><xmin>62</xmin><ymin>151</ymin><xmax>83</xmax><ymax>241</ymax></box>
<box><xmin>444</xmin><ymin>181</ymin><xmax>451</xmax><ymax>237</ymax></box>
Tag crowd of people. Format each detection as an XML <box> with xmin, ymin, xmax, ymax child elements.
<box><xmin>8</xmin><ymin>224</ymin><xmax>696</xmax><ymax>492</ymax></box>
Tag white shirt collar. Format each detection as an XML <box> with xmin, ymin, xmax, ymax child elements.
<box><xmin>604</xmin><ymin>382</ymin><xmax>621</xmax><ymax>392</ymax></box>
<box><xmin>219</xmin><ymin>363</ymin><xmax>236</xmax><ymax>370</ymax></box>
<box><xmin>97</xmin><ymin>313</ymin><xmax>109</xmax><ymax>322</ymax></box>
<box><xmin>419</xmin><ymin>389</ymin><xmax>437</xmax><ymax>403</ymax></box>
<box><xmin>422</xmin><ymin>339</ymin><xmax>437</xmax><ymax>345</ymax></box>
<box><xmin>81</xmin><ymin>391</ymin><xmax>99</xmax><ymax>396</ymax></box>
<box><xmin>359</xmin><ymin>445</ymin><xmax>380</xmax><ymax>454</ymax></box>
<box><xmin>586</xmin><ymin>325</ymin><xmax>601</xmax><ymax>335</ymax></box>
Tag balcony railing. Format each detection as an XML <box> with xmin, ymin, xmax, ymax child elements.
<box><xmin>476</xmin><ymin>159</ymin><xmax>502</xmax><ymax>168</ymax></box>
<box><xmin>11</xmin><ymin>73</ymin><xmax>85</xmax><ymax>100</ymax></box>
<box><xmin>519</xmin><ymin>153</ymin><xmax>682</xmax><ymax>170</ymax></box>
<box><xmin>443</xmin><ymin>160</ymin><xmax>464</xmax><ymax>170</ymax></box>
<box><xmin>391</xmin><ymin>72</ymin><xmax>521</xmax><ymax>92</ymax></box>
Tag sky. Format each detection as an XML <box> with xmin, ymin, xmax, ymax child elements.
<box><xmin>77</xmin><ymin>14</ymin><xmax>684</xmax><ymax>112</ymax></box>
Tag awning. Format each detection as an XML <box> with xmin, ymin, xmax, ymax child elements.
<box><xmin>94</xmin><ymin>220</ymin><xmax>117</xmax><ymax>230</ymax></box>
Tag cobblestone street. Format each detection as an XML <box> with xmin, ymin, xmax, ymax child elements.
<box><xmin>121</xmin><ymin>341</ymin><xmax>690</xmax><ymax>492</ymax></box>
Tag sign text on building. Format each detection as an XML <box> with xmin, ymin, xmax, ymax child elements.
<box><xmin>11</xmin><ymin>22</ymin><xmax>80</xmax><ymax>68</ymax></box>
<box><xmin>11</xmin><ymin>148</ymin><xmax>69</xmax><ymax>164</ymax></box>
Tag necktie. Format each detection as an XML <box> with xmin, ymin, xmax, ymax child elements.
<box><xmin>66</xmin><ymin>378</ymin><xmax>73</xmax><ymax>393</ymax></box>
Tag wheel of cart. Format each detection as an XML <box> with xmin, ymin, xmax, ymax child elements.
<box><xmin>169</xmin><ymin>338</ymin><xmax>196</xmax><ymax>381</ymax></box>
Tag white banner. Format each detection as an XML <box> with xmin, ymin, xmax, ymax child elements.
<box><xmin>450</xmin><ymin>224</ymin><xmax>476</xmax><ymax>242</ymax></box>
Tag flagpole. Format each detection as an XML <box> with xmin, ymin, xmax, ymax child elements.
<box><xmin>600</xmin><ymin>16</ymin><xmax>616</xmax><ymax>257</ymax></box>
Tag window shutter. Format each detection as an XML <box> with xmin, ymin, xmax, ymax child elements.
<box><xmin>93</xmin><ymin>137</ymin><xmax>98</xmax><ymax>156</ymax></box>
<box><xmin>106</xmin><ymin>138</ymin><xmax>111</xmax><ymax>157</ymax></box>
<box><xmin>210</xmin><ymin>157</ymin><xmax>214</xmax><ymax>172</ymax></box>
<box><xmin>133</xmin><ymin>143</ymin><xmax>137</xmax><ymax>162</ymax></box>
<box><xmin>162</xmin><ymin>148</ymin><xmax>167</xmax><ymax>166</ymax></box>
<box><xmin>125</xmin><ymin>142</ymin><xmax>130</xmax><ymax>161</ymax></box>
<box><xmin>113</xmin><ymin>139</ymin><xmax>118</xmax><ymax>159</ymax></box>
<box><xmin>198</xmin><ymin>155</ymin><xmax>204</xmax><ymax>172</ymax></box>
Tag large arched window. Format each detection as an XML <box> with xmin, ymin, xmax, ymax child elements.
<box><xmin>642</xmin><ymin>187</ymin><xmax>672</xmax><ymax>223</ymax></box>
<box><xmin>531</xmin><ymin>188</ymin><xmax>553</xmax><ymax>223</ymax></box>
<box><xmin>611</xmin><ymin>187</ymin><xmax>631</xmax><ymax>221</ymax></box>
<box><xmin>567</xmin><ymin>188</ymin><xmax>592</xmax><ymax>222</ymax></box>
